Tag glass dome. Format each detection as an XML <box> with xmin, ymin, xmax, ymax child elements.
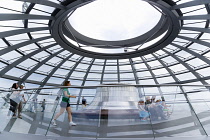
<box><xmin>1</xmin><ymin>0</ymin><xmax>210</xmax><ymax>139</ymax></box>
<box><xmin>0</xmin><ymin>0</ymin><xmax>209</xmax><ymax>89</ymax></box>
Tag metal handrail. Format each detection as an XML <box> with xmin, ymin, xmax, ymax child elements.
<box><xmin>1</xmin><ymin>84</ymin><xmax>210</xmax><ymax>92</ymax></box>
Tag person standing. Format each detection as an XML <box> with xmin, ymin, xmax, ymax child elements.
<box><xmin>82</xmin><ymin>96</ymin><xmax>87</xmax><ymax>108</ymax></box>
<box><xmin>15</xmin><ymin>85</ymin><xmax>26</xmax><ymax>119</ymax></box>
<box><xmin>8</xmin><ymin>83</ymin><xmax>23</xmax><ymax>118</ymax></box>
<box><xmin>30</xmin><ymin>98</ymin><xmax>38</xmax><ymax>113</ymax></box>
<box><xmin>33</xmin><ymin>98</ymin><xmax>38</xmax><ymax>113</ymax></box>
<box><xmin>41</xmin><ymin>99</ymin><xmax>46</xmax><ymax>112</ymax></box>
<box><xmin>52</xmin><ymin>81</ymin><xmax>77</xmax><ymax>126</ymax></box>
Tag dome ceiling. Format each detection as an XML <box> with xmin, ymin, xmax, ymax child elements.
<box><xmin>0</xmin><ymin>0</ymin><xmax>210</xmax><ymax>89</ymax></box>
<box><xmin>52</xmin><ymin>0</ymin><xmax>181</xmax><ymax>58</ymax></box>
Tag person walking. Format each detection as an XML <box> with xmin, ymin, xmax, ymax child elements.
<box><xmin>52</xmin><ymin>81</ymin><xmax>77</xmax><ymax>126</ymax></box>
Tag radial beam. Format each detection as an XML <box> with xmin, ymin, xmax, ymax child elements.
<box><xmin>177</xmin><ymin>35</ymin><xmax>210</xmax><ymax>48</ymax></box>
<box><xmin>0</xmin><ymin>27</ymin><xmax>50</xmax><ymax>38</ymax></box>
<box><xmin>171</xmin><ymin>0</ymin><xmax>210</xmax><ymax>10</ymax></box>
<box><xmin>129</xmin><ymin>58</ymin><xmax>139</xmax><ymax>84</ymax></box>
<box><xmin>181</xmin><ymin>27</ymin><xmax>210</xmax><ymax>34</ymax></box>
<box><xmin>0</xmin><ymin>14</ymin><xmax>55</xmax><ymax>21</ymax></box>
<box><xmin>100</xmin><ymin>59</ymin><xmax>107</xmax><ymax>84</ymax></box>
<box><xmin>76</xmin><ymin>59</ymin><xmax>95</xmax><ymax>109</ymax></box>
<box><xmin>117</xmin><ymin>59</ymin><xmax>120</xmax><ymax>83</ymax></box>
<box><xmin>179</xmin><ymin>14</ymin><xmax>210</xmax><ymax>20</ymax></box>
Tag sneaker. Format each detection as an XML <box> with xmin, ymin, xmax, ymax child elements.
<box><xmin>18</xmin><ymin>116</ymin><xmax>22</xmax><ymax>119</ymax></box>
<box><xmin>52</xmin><ymin>119</ymin><xmax>57</xmax><ymax>126</ymax></box>
<box><xmin>69</xmin><ymin>122</ymin><xmax>76</xmax><ymax>126</ymax></box>
<box><xmin>12</xmin><ymin>115</ymin><xmax>17</xmax><ymax>119</ymax></box>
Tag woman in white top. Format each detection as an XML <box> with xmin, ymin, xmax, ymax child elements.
<box><xmin>15</xmin><ymin>85</ymin><xmax>26</xmax><ymax>119</ymax></box>
<box><xmin>9</xmin><ymin>83</ymin><xmax>24</xmax><ymax>117</ymax></box>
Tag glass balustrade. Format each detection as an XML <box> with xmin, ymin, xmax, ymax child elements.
<box><xmin>0</xmin><ymin>84</ymin><xmax>209</xmax><ymax>139</ymax></box>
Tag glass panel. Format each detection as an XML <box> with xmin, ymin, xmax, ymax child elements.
<box><xmin>147</xmin><ymin>60</ymin><xmax>161</xmax><ymax>67</ymax></box>
<box><xmin>183</xmin><ymin>20</ymin><xmax>206</xmax><ymax>28</ymax></box>
<box><xmin>196</xmin><ymin>67</ymin><xmax>210</xmax><ymax>77</ymax></box>
<box><xmin>71</xmin><ymin>71</ymin><xmax>86</xmax><ymax>78</ymax></box>
<box><xmin>33</xmin><ymin>4</ymin><xmax>55</xmax><ymax>13</ymax></box>
<box><xmin>0</xmin><ymin>85</ymin><xmax>209</xmax><ymax>138</ymax></box>
<box><xmin>120</xmin><ymin>72</ymin><xmax>134</xmax><ymax>79</ymax></box>
<box><xmin>186</xmin><ymin>58</ymin><xmax>206</xmax><ymax>67</ymax></box>
<box><xmin>156</xmin><ymin>76</ymin><xmax>176</xmax><ymax>84</ymax></box>
<box><xmin>86</xmin><ymin>73</ymin><xmax>101</xmax><ymax>79</ymax></box>
<box><xmin>46</xmin><ymin>87</ymin><xmax>99</xmax><ymax>138</ymax></box>
<box><xmin>30</xmin><ymin>9</ymin><xmax>51</xmax><ymax>16</ymax></box>
<box><xmin>140</xmin><ymin>79</ymin><xmax>156</xmax><ymax>85</ymax></box>
<box><xmin>84</xmin><ymin>81</ymin><xmax>100</xmax><ymax>86</ymax></box>
<box><xmin>103</xmin><ymin>73</ymin><xmax>118</xmax><ymax>79</ymax></box>
<box><xmin>0</xmin><ymin>0</ymin><xmax>23</xmax><ymax>13</ymax></box>
<box><xmin>182</xmin><ymin>6</ymin><xmax>206</xmax><ymax>16</ymax></box>
<box><xmin>188</xmin><ymin>90</ymin><xmax>210</xmax><ymax>135</ymax></box>
<box><xmin>1</xmin><ymin>51</ymin><xmax>22</xmax><ymax>62</ymax></box>
<box><xmin>152</xmin><ymin>68</ymin><xmax>168</xmax><ymax>75</ymax></box>
<box><xmin>28</xmin><ymin>73</ymin><xmax>47</xmax><ymax>81</ymax></box>
<box><xmin>176</xmin><ymin>72</ymin><xmax>197</xmax><ymax>81</ymax></box>
<box><xmin>143</xmin><ymin>86</ymin><xmax>206</xmax><ymax>138</ymax></box>
<box><xmin>6</xmin><ymin>68</ymin><xmax>27</xmax><ymax>77</ymax></box>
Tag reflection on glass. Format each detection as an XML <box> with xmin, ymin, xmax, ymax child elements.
<box><xmin>0</xmin><ymin>85</ymin><xmax>209</xmax><ymax>138</ymax></box>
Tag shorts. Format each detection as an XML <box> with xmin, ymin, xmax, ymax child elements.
<box><xmin>60</xmin><ymin>101</ymin><xmax>70</xmax><ymax>108</ymax></box>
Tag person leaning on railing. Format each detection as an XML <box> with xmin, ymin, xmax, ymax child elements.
<box><xmin>14</xmin><ymin>85</ymin><xmax>26</xmax><ymax>119</ymax></box>
<box><xmin>7</xmin><ymin>83</ymin><xmax>24</xmax><ymax>118</ymax></box>
<box><xmin>52</xmin><ymin>81</ymin><xmax>77</xmax><ymax>126</ymax></box>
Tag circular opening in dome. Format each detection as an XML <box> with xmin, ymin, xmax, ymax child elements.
<box><xmin>68</xmin><ymin>0</ymin><xmax>161</xmax><ymax>41</ymax></box>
